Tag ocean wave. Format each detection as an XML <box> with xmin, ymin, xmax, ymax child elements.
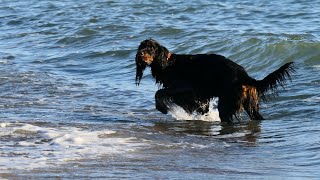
<box><xmin>0</xmin><ymin>122</ymin><xmax>147</xmax><ymax>170</ymax></box>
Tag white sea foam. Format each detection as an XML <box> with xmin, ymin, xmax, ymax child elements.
<box><xmin>303</xmin><ymin>97</ymin><xmax>320</xmax><ymax>102</ymax></box>
<box><xmin>0</xmin><ymin>123</ymin><xmax>8</xmax><ymax>128</ymax></box>
<box><xmin>312</xmin><ymin>64</ymin><xmax>320</xmax><ymax>69</ymax></box>
<box><xmin>0</xmin><ymin>123</ymin><xmax>146</xmax><ymax>171</ymax></box>
<box><xmin>168</xmin><ymin>99</ymin><xmax>221</xmax><ymax>122</ymax></box>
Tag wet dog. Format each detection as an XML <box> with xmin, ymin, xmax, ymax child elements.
<box><xmin>135</xmin><ymin>39</ymin><xmax>294</xmax><ymax>123</ymax></box>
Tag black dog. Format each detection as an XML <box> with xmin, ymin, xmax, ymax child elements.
<box><xmin>135</xmin><ymin>39</ymin><xmax>294</xmax><ymax>123</ymax></box>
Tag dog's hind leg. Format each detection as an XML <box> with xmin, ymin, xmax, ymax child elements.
<box><xmin>217</xmin><ymin>92</ymin><xmax>244</xmax><ymax>123</ymax></box>
<box><xmin>242</xmin><ymin>85</ymin><xmax>264</xmax><ymax>120</ymax></box>
<box><xmin>243</xmin><ymin>100</ymin><xmax>264</xmax><ymax>120</ymax></box>
<box><xmin>251</xmin><ymin>110</ymin><xmax>264</xmax><ymax>120</ymax></box>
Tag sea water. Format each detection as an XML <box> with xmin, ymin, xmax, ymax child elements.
<box><xmin>0</xmin><ymin>0</ymin><xmax>319</xmax><ymax>178</ymax></box>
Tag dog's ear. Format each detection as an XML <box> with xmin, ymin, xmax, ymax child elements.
<box><xmin>135</xmin><ymin>40</ymin><xmax>150</xmax><ymax>86</ymax></box>
<box><xmin>135</xmin><ymin>53</ymin><xmax>146</xmax><ymax>86</ymax></box>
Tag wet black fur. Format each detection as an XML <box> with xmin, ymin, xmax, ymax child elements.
<box><xmin>135</xmin><ymin>39</ymin><xmax>295</xmax><ymax>123</ymax></box>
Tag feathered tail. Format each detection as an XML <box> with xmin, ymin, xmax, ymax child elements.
<box><xmin>255</xmin><ymin>62</ymin><xmax>295</xmax><ymax>100</ymax></box>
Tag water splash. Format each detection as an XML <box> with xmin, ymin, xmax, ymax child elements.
<box><xmin>168</xmin><ymin>98</ymin><xmax>221</xmax><ymax>122</ymax></box>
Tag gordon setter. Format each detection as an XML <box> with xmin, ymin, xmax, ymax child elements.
<box><xmin>135</xmin><ymin>39</ymin><xmax>294</xmax><ymax>123</ymax></box>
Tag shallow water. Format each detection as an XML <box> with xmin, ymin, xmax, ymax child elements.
<box><xmin>0</xmin><ymin>0</ymin><xmax>319</xmax><ymax>179</ymax></box>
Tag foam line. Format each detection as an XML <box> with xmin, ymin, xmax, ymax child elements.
<box><xmin>0</xmin><ymin>123</ymin><xmax>146</xmax><ymax>171</ymax></box>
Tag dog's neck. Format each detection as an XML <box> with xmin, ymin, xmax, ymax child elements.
<box><xmin>150</xmin><ymin>52</ymin><xmax>175</xmax><ymax>84</ymax></box>
<box><xmin>152</xmin><ymin>52</ymin><xmax>174</xmax><ymax>68</ymax></box>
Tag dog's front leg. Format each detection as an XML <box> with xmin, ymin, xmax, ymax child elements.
<box><xmin>155</xmin><ymin>89</ymin><xmax>170</xmax><ymax>114</ymax></box>
<box><xmin>155</xmin><ymin>88</ymin><xmax>203</xmax><ymax>115</ymax></box>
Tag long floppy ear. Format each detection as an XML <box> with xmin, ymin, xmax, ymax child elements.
<box><xmin>135</xmin><ymin>53</ymin><xmax>146</xmax><ymax>86</ymax></box>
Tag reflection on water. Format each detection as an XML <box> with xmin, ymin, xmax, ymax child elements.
<box><xmin>153</xmin><ymin>120</ymin><xmax>261</xmax><ymax>145</ymax></box>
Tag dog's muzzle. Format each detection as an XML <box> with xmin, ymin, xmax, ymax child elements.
<box><xmin>137</xmin><ymin>49</ymin><xmax>154</xmax><ymax>65</ymax></box>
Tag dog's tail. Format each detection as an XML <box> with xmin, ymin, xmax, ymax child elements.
<box><xmin>253</xmin><ymin>62</ymin><xmax>295</xmax><ymax>100</ymax></box>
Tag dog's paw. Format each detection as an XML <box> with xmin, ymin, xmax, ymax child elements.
<box><xmin>156</xmin><ymin>102</ymin><xmax>169</xmax><ymax>114</ymax></box>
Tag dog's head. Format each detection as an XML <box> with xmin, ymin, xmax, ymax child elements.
<box><xmin>135</xmin><ymin>39</ymin><xmax>170</xmax><ymax>85</ymax></box>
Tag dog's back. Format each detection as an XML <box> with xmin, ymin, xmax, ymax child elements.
<box><xmin>158</xmin><ymin>54</ymin><xmax>250</xmax><ymax>94</ymax></box>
